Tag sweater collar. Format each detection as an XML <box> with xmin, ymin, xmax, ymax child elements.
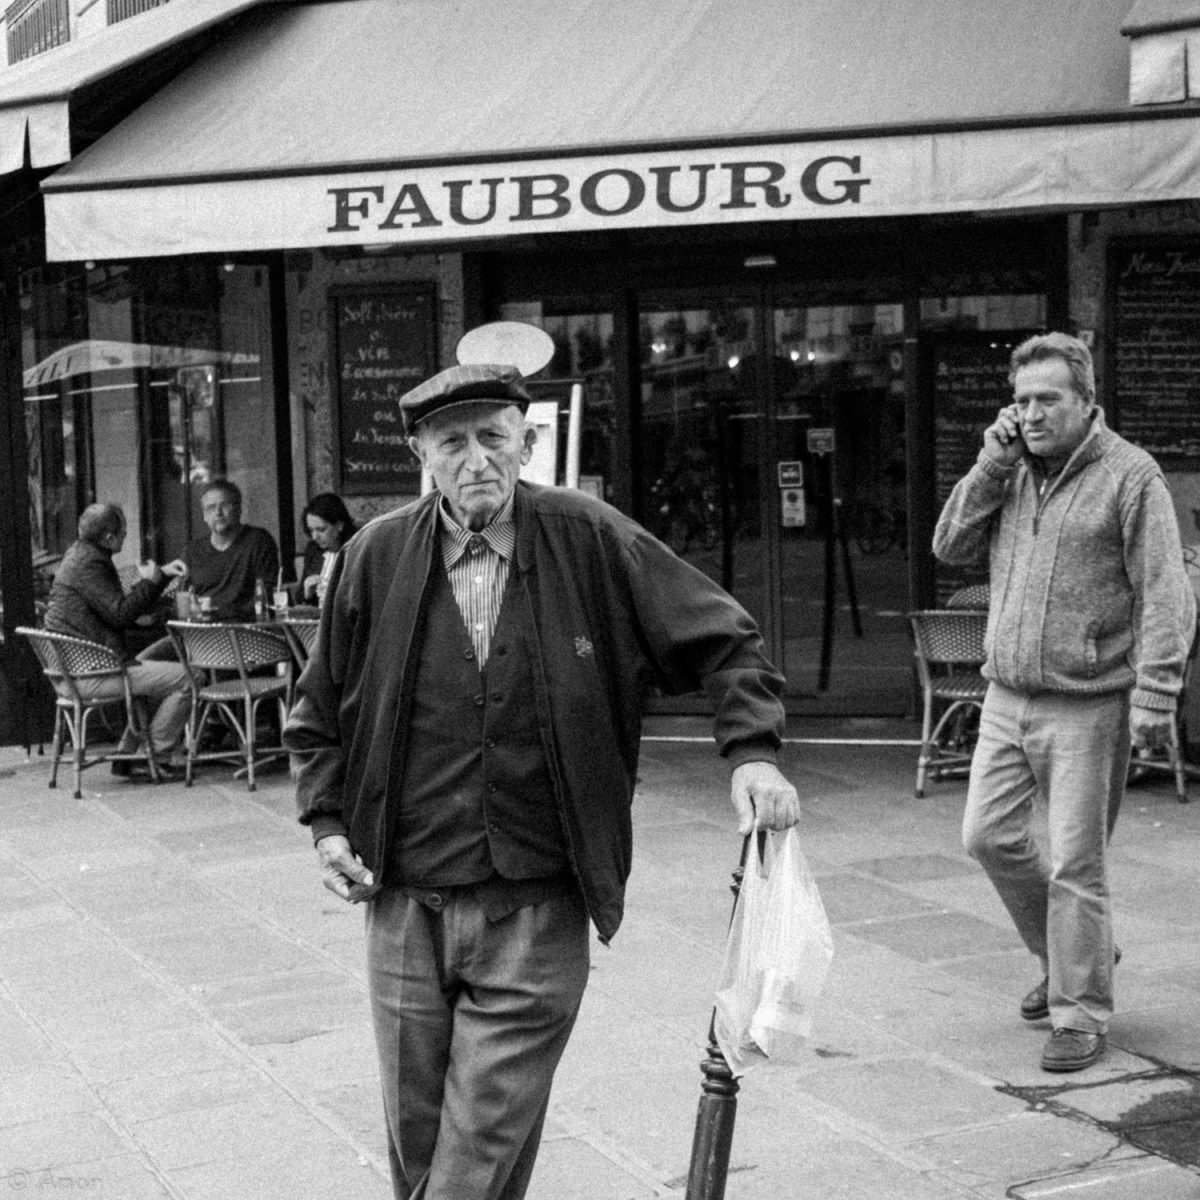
<box><xmin>1023</xmin><ymin>405</ymin><xmax>1112</xmax><ymax>482</ymax></box>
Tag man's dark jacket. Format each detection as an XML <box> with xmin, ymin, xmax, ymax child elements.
<box><xmin>285</xmin><ymin>482</ymin><xmax>786</xmax><ymax>942</ymax></box>
<box><xmin>44</xmin><ymin>539</ymin><xmax>165</xmax><ymax>661</ymax></box>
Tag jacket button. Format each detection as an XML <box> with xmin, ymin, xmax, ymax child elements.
<box><xmin>487</xmin><ymin>782</ymin><xmax>498</xmax><ymax>793</ymax></box>
<box><xmin>463</xmin><ymin>648</ymin><xmax>475</xmax><ymax>660</ymax></box>
<box><xmin>426</xmin><ymin>892</ymin><xmax>444</xmax><ymax>910</ymax></box>
<box><xmin>473</xmin><ymin>694</ymin><xmax>485</xmax><ymax>707</ymax></box>
<box><xmin>485</xmin><ymin>737</ymin><xmax>497</xmax><ymax>748</ymax></box>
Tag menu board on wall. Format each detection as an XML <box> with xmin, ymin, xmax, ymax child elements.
<box><xmin>930</xmin><ymin>334</ymin><xmax>1025</xmax><ymax>510</ymax></box>
<box><xmin>1109</xmin><ymin>243</ymin><xmax>1200</xmax><ymax>463</ymax></box>
<box><xmin>329</xmin><ymin>284</ymin><xmax>437</xmax><ymax>495</ymax></box>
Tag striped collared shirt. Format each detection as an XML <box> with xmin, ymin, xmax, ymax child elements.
<box><xmin>438</xmin><ymin>494</ymin><xmax>516</xmax><ymax>666</ymax></box>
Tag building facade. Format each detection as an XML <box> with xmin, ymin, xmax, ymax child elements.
<box><xmin>3</xmin><ymin>0</ymin><xmax>1199</xmax><ymax>743</ymax></box>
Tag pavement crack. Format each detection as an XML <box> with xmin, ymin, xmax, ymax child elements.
<box><xmin>999</xmin><ymin>1065</ymin><xmax>1200</xmax><ymax>1174</ymax></box>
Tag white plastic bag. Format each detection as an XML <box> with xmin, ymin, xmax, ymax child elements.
<box><xmin>712</xmin><ymin>827</ymin><xmax>834</xmax><ymax>1076</ymax></box>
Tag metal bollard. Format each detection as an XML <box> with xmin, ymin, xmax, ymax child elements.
<box><xmin>684</xmin><ymin>835</ymin><xmax>753</xmax><ymax>1200</ymax></box>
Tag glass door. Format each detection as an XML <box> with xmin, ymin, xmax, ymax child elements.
<box><xmin>635</xmin><ymin>292</ymin><xmax>913</xmax><ymax>713</ymax></box>
<box><xmin>770</xmin><ymin>302</ymin><xmax>911</xmax><ymax>712</ymax></box>
<box><xmin>638</xmin><ymin>301</ymin><xmax>767</xmax><ymax>629</ymax></box>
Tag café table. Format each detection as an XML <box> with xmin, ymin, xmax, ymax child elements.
<box><xmin>280</xmin><ymin>612</ymin><xmax>320</xmax><ymax>673</ymax></box>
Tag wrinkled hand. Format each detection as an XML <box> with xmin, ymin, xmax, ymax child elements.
<box><xmin>983</xmin><ymin>404</ymin><xmax>1024</xmax><ymax>467</ymax></box>
<box><xmin>1130</xmin><ymin>704</ymin><xmax>1173</xmax><ymax>752</ymax></box>
<box><xmin>161</xmin><ymin>559</ymin><xmax>188</xmax><ymax>579</ymax></box>
<box><xmin>731</xmin><ymin>761</ymin><xmax>800</xmax><ymax>835</ymax></box>
<box><xmin>315</xmin><ymin>834</ymin><xmax>377</xmax><ymax>903</ymax></box>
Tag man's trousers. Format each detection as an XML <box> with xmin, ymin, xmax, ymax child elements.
<box><xmin>72</xmin><ymin>655</ymin><xmax>192</xmax><ymax>756</ymax></box>
<box><xmin>366</xmin><ymin>884</ymin><xmax>590</xmax><ymax>1200</ymax></box>
<box><xmin>962</xmin><ymin>683</ymin><xmax>1130</xmax><ymax>1034</ymax></box>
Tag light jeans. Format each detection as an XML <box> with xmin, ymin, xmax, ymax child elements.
<box><xmin>963</xmin><ymin>682</ymin><xmax>1130</xmax><ymax>1034</ymax></box>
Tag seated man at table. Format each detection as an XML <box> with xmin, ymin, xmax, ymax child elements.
<box><xmin>44</xmin><ymin>503</ymin><xmax>192</xmax><ymax>777</ymax></box>
<box><xmin>171</xmin><ymin>479</ymin><xmax>280</xmax><ymax>621</ymax></box>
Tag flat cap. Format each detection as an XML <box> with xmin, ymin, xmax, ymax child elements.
<box><xmin>399</xmin><ymin>363</ymin><xmax>531</xmax><ymax>433</ymax></box>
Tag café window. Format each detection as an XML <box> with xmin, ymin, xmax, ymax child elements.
<box><xmin>22</xmin><ymin>259</ymin><xmax>280</xmax><ymax>585</ymax></box>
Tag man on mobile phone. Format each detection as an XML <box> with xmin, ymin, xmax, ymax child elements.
<box><xmin>934</xmin><ymin>331</ymin><xmax>1195</xmax><ymax>1073</ymax></box>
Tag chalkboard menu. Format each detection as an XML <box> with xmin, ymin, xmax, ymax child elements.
<box><xmin>1109</xmin><ymin>242</ymin><xmax>1200</xmax><ymax>463</ymax></box>
<box><xmin>931</xmin><ymin>334</ymin><xmax>1024</xmax><ymax>510</ymax></box>
<box><xmin>329</xmin><ymin>284</ymin><xmax>437</xmax><ymax>494</ymax></box>
<box><xmin>925</xmin><ymin>333</ymin><xmax>1029</xmax><ymax>601</ymax></box>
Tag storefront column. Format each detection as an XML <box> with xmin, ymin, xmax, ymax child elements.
<box><xmin>267</xmin><ymin>253</ymin><xmax>297</xmax><ymax>574</ymax></box>
<box><xmin>0</xmin><ymin>176</ymin><xmax>52</xmax><ymax>747</ymax></box>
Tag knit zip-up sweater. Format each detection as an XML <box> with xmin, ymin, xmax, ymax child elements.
<box><xmin>933</xmin><ymin>408</ymin><xmax>1195</xmax><ymax>710</ymax></box>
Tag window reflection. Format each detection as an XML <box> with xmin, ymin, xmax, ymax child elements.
<box><xmin>638</xmin><ymin>305</ymin><xmax>762</xmax><ymax>620</ymax></box>
<box><xmin>21</xmin><ymin>261</ymin><xmax>275</xmax><ymax>583</ymax></box>
<box><xmin>537</xmin><ymin>312</ymin><xmax>615</xmax><ymax>498</ymax></box>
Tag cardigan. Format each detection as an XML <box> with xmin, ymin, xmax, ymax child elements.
<box><xmin>285</xmin><ymin>481</ymin><xmax>786</xmax><ymax>942</ymax></box>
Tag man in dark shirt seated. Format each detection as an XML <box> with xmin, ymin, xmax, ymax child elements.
<box><xmin>171</xmin><ymin>479</ymin><xmax>280</xmax><ymax>620</ymax></box>
<box><xmin>44</xmin><ymin>503</ymin><xmax>192</xmax><ymax>777</ymax></box>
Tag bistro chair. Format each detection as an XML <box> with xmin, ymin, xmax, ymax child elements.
<box><xmin>282</xmin><ymin>617</ymin><xmax>319</xmax><ymax>674</ymax></box>
<box><xmin>167</xmin><ymin>621</ymin><xmax>292</xmax><ymax>792</ymax></box>
<box><xmin>16</xmin><ymin>626</ymin><xmax>161</xmax><ymax>798</ymax></box>
<box><xmin>945</xmin><ymin>582</ymin><xmax>990</xmax><ymax>610</ymax></box>
<box><xmin>909</xmin><ymin>608</ymin><xmax>989</xmax><ymax>798</ymax></box>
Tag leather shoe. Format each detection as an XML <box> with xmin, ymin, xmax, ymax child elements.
<box><xmin>1042</xmin><ymin>1027</ymin><xmax>1106</xmax><ymax>1072</ymax></box>
<box><xmin>1019</xmin><ymin>946</ymin><xmax>1121</xmax><ymax>1023</ymax></box>
<box><xmin>1020</xmin><ymin>977</ymin><xmax>1049</xmax><ymax>1023</ymax></box>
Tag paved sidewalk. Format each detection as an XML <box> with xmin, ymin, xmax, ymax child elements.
<box><xmin>0</xmin><ymin>718</ymin><xmax>1198</xmax><ymax>1199</ymax></box>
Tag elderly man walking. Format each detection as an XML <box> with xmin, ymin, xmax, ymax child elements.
<box><xmin>934</xmin><ymin>331</ymin><xmax>1195</xmax><ymax>1073</ymax></box>
<box><xmin>285</xmin><ymin>359</ymin><xmax>800</xmax><ymax>1200</ymax></box>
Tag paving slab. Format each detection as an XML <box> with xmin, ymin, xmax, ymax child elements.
<box><xmin>910</xmin><ymin>1110</ymin><xmax>1135</xmax><ymax>1189</ymax></box>
<box><xmin>778</xmin><ymin>1056</ymin><xmax>1028</xmax><ymax>1145</ymax></box>
<box><xmin>1010</xmin><ymin>1156</ymin><xmax>1200</xmax><ymax>1197</ymax></box>
<box><xmin>0</xmin><ymin>1111</ymin><xmax>130</xmax><ymax>1172</ymax></box>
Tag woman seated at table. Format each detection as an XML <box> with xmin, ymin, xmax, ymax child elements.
<box><xmin>299</xmin><ymin>493</ymin><xmax>358</xmax><ymax>606</ymax></box>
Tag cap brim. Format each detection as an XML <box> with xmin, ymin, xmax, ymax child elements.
<box><xmin>407</xmin><ymin>394</ymin><xmax>528</xmax><ymax>430</ymax></box>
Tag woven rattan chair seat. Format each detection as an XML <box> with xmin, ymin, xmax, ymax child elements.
<box><xmin>936</xmin><ymin>675</ymin><xmax>989</xmax><ymax>701</ymax></box>
<box><xmin>198</xmin><ymin>675</ymin><xmax>289</xmax><ymax>702</ymax></box>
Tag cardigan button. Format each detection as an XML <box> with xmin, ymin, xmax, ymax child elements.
<box><xmin>473</xmin><ymin>694</ymin><xmax>485</xmax><ymax>707</ymax></box>
<box><xmin>463</xmin><ymin>648</ymin><xmax>475</xmax><ymax>660</ymax></box>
